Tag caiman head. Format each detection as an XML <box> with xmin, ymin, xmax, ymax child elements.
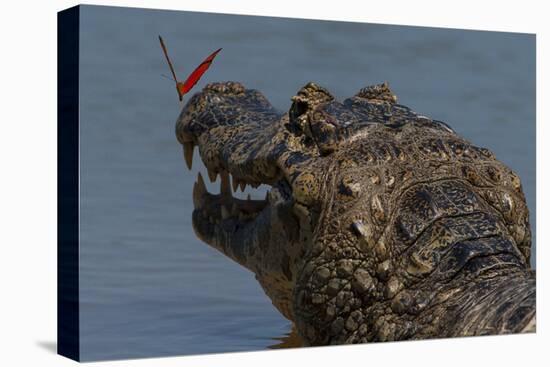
<box><xmin>175</xmin><ymin>81</ymin><xmax>330</xmax><ymax>321</ymax></box>
<box><xmin>175</xmin><ymin>81</ymin><xmax>534</xmax><ymax>344</ymax></box>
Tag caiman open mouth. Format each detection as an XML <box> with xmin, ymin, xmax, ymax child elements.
<box><xmin>192</xmin><ymin>169</ymin><xmax>292</xmax><ymax>235</ymax></box>
<box><xmin>184</xmin><ymin>139</ymin><xmax>294</xmax><ymax>264</ymax></box>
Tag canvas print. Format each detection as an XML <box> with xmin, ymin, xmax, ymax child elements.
<box><xmin>57</xmin><ymin>4</ymin><xmax>536</xmax><ymax>362</ymax></box>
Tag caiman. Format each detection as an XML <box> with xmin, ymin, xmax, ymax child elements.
<box><xmin>174</xmin><ymin>81</ymin><xmax>535</xmax><ymax>345</ymax></box>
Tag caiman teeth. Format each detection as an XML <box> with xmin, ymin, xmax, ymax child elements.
<box><xmin>191</xmin><ymin>169</ymin><xmax>273</xmax><ymax>226</ymax></box>
<box><xmin>207</xmin><ymin>168</ymin><xmax>218</xmax><ymax>183</ymax></box>
<box><xmin>230</xmin><ymin>178</ymin><xmax>246</xmax><ymax>192</ymax></box>
<box><xmin>220</xmin><ymin>170</ymin><xmax>232</xmax><ymax>198</ymax></box>
<box><xmin>232</xmin><ymin>175</ymin><xmax>239</xmax><ymax>192</ymax></box>
<box><xmin>193</xmin><ymin>172</ymin><xmax>207</xmax><ymax>208</ymax></box>
<box><xmin>188</xmin><ymin>145</ymin><xmax>286</xmax><ymax>227</ymax></box>
<box><xmin>183</xmin><ymin>142</ymin><xmax>194</xmax><ymax>170</ymax></box>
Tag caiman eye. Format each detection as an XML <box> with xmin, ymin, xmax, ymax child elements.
<box><xmin>288</xmin><ymin>97</ymin><xmax>310</xmax><ymax>135</ymax></box>
<box><xmin>288</xmin><ymin>82</ymin><xmax>335</xmax><ymax>136</ymax></box>
<box><xmin>309</xmin><ymin>111</ymin><xmax>339</xmax><ymax>155</ymax></box>
<box><xmin>289</xmin><ymin>99</ymin><xmax>308</xmax><ymax>121</ymax></box>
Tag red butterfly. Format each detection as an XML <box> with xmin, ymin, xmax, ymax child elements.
<box><xmin>159</xmin><ymin>35</ymin><xmax>222</xmax><ymax>101</ymax></box>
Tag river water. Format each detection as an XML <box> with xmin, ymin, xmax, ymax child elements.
<box><xmin>77</xmin><ymin>5</ymin><xmax>536</xmax><ymax>361</ymax></box>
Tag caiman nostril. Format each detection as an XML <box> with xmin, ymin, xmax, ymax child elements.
<box><xmin>204</xmin><ymin>81</ymin><xmax>246</xmax><ymax>95</ymax></box>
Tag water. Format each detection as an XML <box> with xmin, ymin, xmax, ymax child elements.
<box><xmin>78</xmin><ymin>5</ymin><xmax>536</xmax><ymax>361</ymax></box>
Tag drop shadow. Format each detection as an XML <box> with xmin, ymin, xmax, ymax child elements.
<box><xmin>36</xmin><ymin>340</ymin><xmax>57</xmax><ymax>354</ymax></box>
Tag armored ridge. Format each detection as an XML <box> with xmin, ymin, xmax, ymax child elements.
<box><xmin>174</xmin><ymin>81</ymin><xmax>535</xmax><ymax>345</ymax></box>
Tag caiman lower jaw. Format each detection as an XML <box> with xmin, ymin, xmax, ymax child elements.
<box><xmin>191</xmin><ymin>169</ymin><xmax>292</xmax><ymax>265</ymax></box>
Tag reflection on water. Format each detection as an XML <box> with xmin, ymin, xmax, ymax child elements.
<box><xmin>78</xmin><ymin>5</ymin><xmax>535</xmax><ymax>361</ymax></box>
<box><xmin>269</xmin><ymin>326</ymin><xmax>304</xmax><ymax>349</ymax></box>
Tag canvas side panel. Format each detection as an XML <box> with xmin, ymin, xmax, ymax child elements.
<box><xmin>57</xmin><ymin>5</ymin><xmax>80</xmax><ymax>362</ymax></box>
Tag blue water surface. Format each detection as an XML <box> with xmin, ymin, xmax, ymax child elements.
<box><xmin>78</xmin><ymin>5</ymin><xmax>536</xmax><ymax>361</ymax></box>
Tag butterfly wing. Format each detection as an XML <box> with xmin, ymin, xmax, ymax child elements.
<box><xmin>159</xmin><ymin>36</ymin><xmax>183</xmax><ymax>100</ymax></box>
<box><xmin>178</xmin><ymin>48</ymin><xmax>222</xmax><ymax>96</ymax></box>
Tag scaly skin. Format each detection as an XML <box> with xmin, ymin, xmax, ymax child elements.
<box><xmin>175</xmin><ymin>81</ymin><xmax>535</xmax><ymax>345</ymax></box>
